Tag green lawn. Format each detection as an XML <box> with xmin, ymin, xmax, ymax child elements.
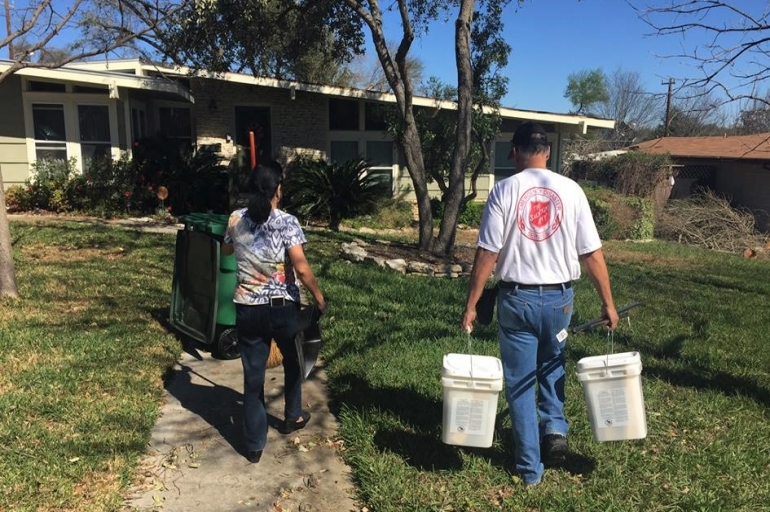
<box><xmin>0</xmin><ymin>221</ymin><xmax>180</xmax><ymax>512</ymax></box>
<box><xmin>1</xmin><ymin>222</ymin><xmax>769</xmax><ymax>511</ymax></box>
<box><xmin>310</xmin><ymin>235</ymin><xmax>770</xmax><ymax>512</ymax></box>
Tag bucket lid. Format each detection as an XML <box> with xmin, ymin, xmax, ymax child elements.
<box><xmin>576</xmin><ymin>351</ymin><xmax>641</xmax><ymax>372</ymax></box>
<box><xmin>442</xmin><ymin>353</ymin><xmax>503</xmax><ymax>380</ymax></box>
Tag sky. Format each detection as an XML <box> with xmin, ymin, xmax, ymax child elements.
<box><xmin>373</xmin><ymin>0</ymin><xmax>734</xmax><ymax>115</ymax></box>
<box><xmin>8</xmin><ymin>0</ymin><xmax>758</xmax><ymax>119</ymax></box>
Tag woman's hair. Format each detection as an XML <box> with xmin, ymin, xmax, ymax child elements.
<box><xmin>246</xmin><ymin>160</ymin><xmax>284</xmax><ymax>225</ymax></box>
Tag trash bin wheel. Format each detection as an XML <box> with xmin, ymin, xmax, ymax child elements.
<box><xmin>213</xmin><ymin>328</ymin><xmax>240</xmax><ymax>360</ymax></box>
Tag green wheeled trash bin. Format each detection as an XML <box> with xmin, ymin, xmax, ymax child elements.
<box><xmin>169</xmin><ymin>213</ymin><xmax>240</xmax><ymax>359</ymax></box>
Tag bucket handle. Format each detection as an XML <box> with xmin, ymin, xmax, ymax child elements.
<box><xmin>463</xmin><ymin>328</ymin><xmax>475</xmax><ymax>384</ymax></box>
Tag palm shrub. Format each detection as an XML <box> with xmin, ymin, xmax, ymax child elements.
<box><xmin>282</xmin><ymin>157</ymin><xmax>391</xmax><ymax>231</ymax></box>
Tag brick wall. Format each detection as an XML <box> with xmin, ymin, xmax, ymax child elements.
<box><xmin>191</xmin><ymin>79</ymin><xmax>327</xmax><ymax>165</ymax></box>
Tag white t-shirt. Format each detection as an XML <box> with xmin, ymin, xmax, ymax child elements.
<box><xmin>478</xmin><ymin>168</ymin><xmax>602</xmax><ymax>284</ymax></box>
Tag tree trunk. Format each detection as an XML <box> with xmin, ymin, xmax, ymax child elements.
<box><xmin>0</xmin><ymin>169</ymin><xmax>20</xmax><ymax>299</ymax></box>
<box><xmin>400</xmin><ymin>118</ymin><xmax>432</xmax><ymax>250</ymax></box>
<box><xmin>347</xmin><ymin>0</ymin><xmax>434</xmax><ymax>250</ymax></box>
<box><xmin>432</xmin><ymin>0</ymin><xmax>475</xmax><ymax>257</ymax></box>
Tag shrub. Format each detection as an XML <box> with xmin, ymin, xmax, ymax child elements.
<box><xmin>4</xmin><ymin>185</ymin><xmax>32</xmax><ymax>212</ymax></box>
<box><xmin>344</xmin><ymin>192</ymin><xmax>414</xmax><ymax>230</ymax></box>
<box><xmin>430</xmin><ymin>198</ymin><xmax>485</xmax><ymax>228</ymax></box>
<box><xmin>283</xmin><ymin>157</ymin><xmax>391</xmax><ymax>231</ymax></box>
<box><xmin>583</xmin><ymin>185</ymin><xmax>655</xmax><ymax>240</ymax></box>
<box><xmin>579</xmin><ymin>152</ymin><xmax>674</xmax><ymax>198</ymax></box>
<box><xmin>459</xmin><ymin>201</ymin><xmax>484</xmax><ymax>227</ymax></box>
<box><xmin>28</xmin><ymin>158</ymin><xmax>77</xmax><ymax>212</ymax></box>
<box><xmin>7</xmin><ymin>139</ymin><xmax>227</xmax><ymax>217</ymax></box>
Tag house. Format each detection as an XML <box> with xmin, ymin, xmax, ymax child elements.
<box><xmin>0</xmin><ymin>58</ymin><xmax>615</xmax><ymax>202</ymax></box>
<box><xmin>626</xmin><ymin>134</ymin><xmax>770</xmax><ymax>230</ymax></box>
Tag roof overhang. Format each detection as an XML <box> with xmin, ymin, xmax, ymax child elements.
<box><xmin>137</xmin><ymin>62</ymin><xmax>614</xmax><ymax>131</ymax></box>
<box><xmin>0</xmin><ymin>60</ymin><xmax>194</xmax><ymax>103</ymax></box>
<box><xmin>22</xmin><ymin>59</ymin><xmax>615</xmax><ymax>131</ymax></box>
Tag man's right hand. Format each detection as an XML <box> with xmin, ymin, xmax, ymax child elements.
<box><xmin>461</xmin><ymin>308</ymin><xmax>476</xmax><ymax>334</ymax></box>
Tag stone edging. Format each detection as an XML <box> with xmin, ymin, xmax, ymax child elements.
<box><xmin>340</xmin><ymin>239</ymin><xmax>472</xmax><ymax>278</ymax></box>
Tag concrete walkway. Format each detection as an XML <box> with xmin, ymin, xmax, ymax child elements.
<box><xmin>122</xmin><ymin>343</ymin><xmax>359</xmax><ymax>512</ymax></box>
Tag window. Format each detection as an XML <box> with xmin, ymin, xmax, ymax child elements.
<box><xmin>234</xmin><ymin>106</ymin><xmax>272</xmax><ymax>162</ymax></box>
<box><xmin>32</xmin><ymin>103</ymin><xmax>67</xmax><ymax>161</ymax></box>
<box><xmin>158</xmin><ymin>106</ymin><xmax>192</xmax><ymax>148</ymax></box>
<box><xmin>131</xmin><ymin>107</ymin><xmax>146</xmax><ymax>142</ymax></box>
<box><xmin>329</xmin><ymin>98</ymin><xmax>359</xmax><ymax>131</ymax></box>
<box><xmin>366</xmin><ymin>141</ymin><xmax>393</xmax><ymax>167</ymax></box>
<box><xmin>29</xmin><ymin>81</ymin><xmax>66</xmax><ymax>93</ymax></box>
<box><xmin>330</xmin><ymin>141</ymin><xmax>359</xmax><ymax>165</ymax></box>
<box><xmin>364</xmin><ymin>102</ymin><xmax>389</xmax><ymax>131</ymax></box>
<box><xmin>494</xmin><ymin>141</ymin><xmax>515</xmax><ymax>178</ymax></box>
<box><xmin>365</xmin><ymin>141</ymin><xmax>394</xmax><ymax>191</ymax></box>
<box><xmin>78</xmin><ymin>105</ymin><xmax>112</xmax><ymax>163</ymax></box>
<box><xmin>74</xmin><ymin>85</ymin><xmax>108</xmax><ymax>95</ymax></box>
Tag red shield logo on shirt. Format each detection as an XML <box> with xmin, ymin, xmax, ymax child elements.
<box><xmin>529</xmin><ymin>201</ymin><xmax>550</xmax><ymax>228</ymax></box>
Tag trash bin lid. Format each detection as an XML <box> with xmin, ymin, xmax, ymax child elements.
<box><xmin>180</xmin><ymin>213</ymin><xmax>230</xmax><ymax>236</ymax></box>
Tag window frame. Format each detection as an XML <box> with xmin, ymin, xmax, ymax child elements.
<box><xmin>23</xmin><ymin>80</ymin><xmax>120</xmax><ymax>173</ymax></box>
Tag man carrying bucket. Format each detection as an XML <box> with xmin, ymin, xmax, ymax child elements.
<box><xmin>461</xmin><ymin>121</ymin><xmax>619</xmax><ymax>487</ymax></box>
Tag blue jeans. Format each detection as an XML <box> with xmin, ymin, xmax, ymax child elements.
<box><xmin>236</xmin><ymin>303</ymin><xmax>302</xmax><ymax>452</ymax></box>
<box><xmin>497</xmin><ymin>285</ymin><xmax>574</xmax><ymax>485</ymax></box>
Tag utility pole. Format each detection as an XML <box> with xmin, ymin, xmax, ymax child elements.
<box><xmin>3</xmin><ymin>0</ymin><xmax>13</xmax><ymax>60</ymax></box>
<box><xmin>662</xmin><ymin>78</ymin><xmax>675</xmax><ymax>137</ymax></box>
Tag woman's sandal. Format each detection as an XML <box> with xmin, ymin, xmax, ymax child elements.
<box><xmin>280</xmin><ymin>411</ymin><xmax>311</xmax><ymax>434</ymax></box>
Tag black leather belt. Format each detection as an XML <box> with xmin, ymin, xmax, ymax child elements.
<box><xmin>499</xmin><ymin>281</ymin><xmax>571</xmax><ymax>291</ymax></box>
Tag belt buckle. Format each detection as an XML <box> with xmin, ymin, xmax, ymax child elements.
<box><xmin>270</xmin><ymin>297</ymin><xmax>285</xmax><ymax>307</ymax></box>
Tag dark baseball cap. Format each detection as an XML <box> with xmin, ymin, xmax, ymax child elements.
<box><xmin>511</xmin><ymin>121</ymin><xmax>548</xmax><ymax>146</ymax></box>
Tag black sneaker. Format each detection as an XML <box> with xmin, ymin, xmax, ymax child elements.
<box><xmin>541</xmin><ymin>434</ymin><xmax>568</xmax><ymax>467</ymax></box>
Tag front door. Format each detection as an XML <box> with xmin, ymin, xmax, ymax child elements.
<box><xmin>234</xmin><ymin>106</ymin><xmax>272</xmax><ymax>164</ymax></box>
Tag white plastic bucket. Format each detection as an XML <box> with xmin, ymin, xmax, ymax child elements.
<box><xmin>441</xmin><ymin>353</ymin><xmax>503</xmax><ymax>448</ymax></box>
<box><xmin>576</xmin><ymin>351</ymin><xmax>647</xmax><ymax>442</ymax></box>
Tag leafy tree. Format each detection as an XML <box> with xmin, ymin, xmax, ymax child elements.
<box><xmin>159</xmin><ymin>0</ymin><xmax>365</xmax><ymax>84</ymax></box>
<box><xmin>0</xmin><ymin>0</ymin><xmax>185</xmax><ymax>81</ymax></box>
<box><xmin>342</xmin><ymin>0</ymin><xmax>514</xmax><ymax>257</ymax></box>
<box><xmin>409</xmin><ymin>4</ymin><xmax>510</xmax><ymax>211</ymax></box>
<box><xmin>564</xmin><ymin>68</ymin><xmax>609</xmax><ymax>115</ymax></box>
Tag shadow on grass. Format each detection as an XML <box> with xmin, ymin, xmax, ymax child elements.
<box><xmin>570</xmin><ymin>325</ymin><xmax>770</xmax><ymax>409</ymax></box>
<box><xmin>331</xmin><ymin>372</ymin><xmax>597</xmax><ymax>477</ymax></box>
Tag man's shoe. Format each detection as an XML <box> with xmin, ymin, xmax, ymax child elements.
<box><xmin>541</xmin><ymin>434</ymin><xmax>568</xmax><ymax>467</ymax></box>
<box><xmin>280</xmin><ymin>411</ymin><xmax>311</xmax><ymax>435</ymax></box>
<box><xmin>247</xmin><ymin>450</ymin><xmax>262</xmax><ymax>463</ymax></box>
